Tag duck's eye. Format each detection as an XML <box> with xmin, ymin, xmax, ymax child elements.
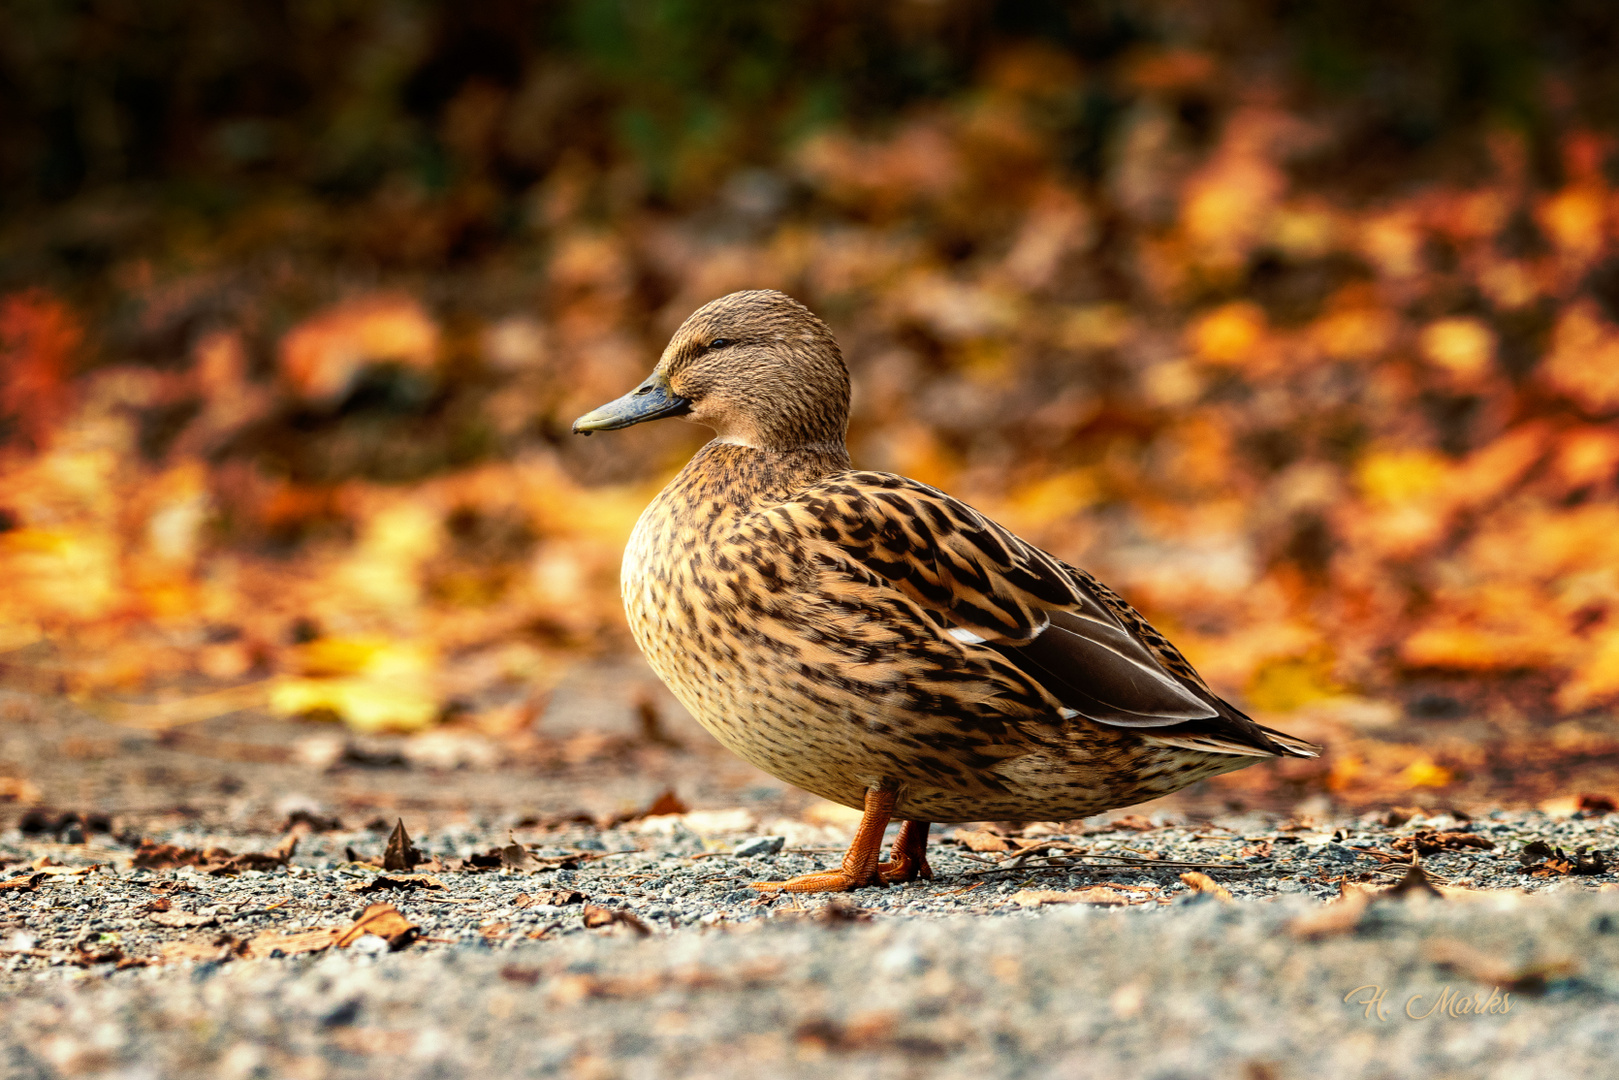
<box><xmin>707</xmin><ymin>338</ymin><xmax>732</xmax><ymax>349</ymax></box>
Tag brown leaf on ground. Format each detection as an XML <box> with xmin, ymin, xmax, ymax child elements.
<box><xmin>457</xmin><ymin>849</ymin><xmax>505</xmax><ymax>870</ymax></box>
<box><xmin>1238</xmin><ymin>841</ymin><xmax>1273</xmax><ymax>859</ymax></box>
<box><xmin>1425</xmin><ymin>939</ymin><xmax>1580</xmax><ymax>994</ymax></box>
<box><xmin>600</xmin><ymin>788</ymin><xmax>689</xmax><ymax>828</ymax></box>
<box><xmin>1519</xmin><ymin>839</ymin><xmax>1555</xmax><ymax>864</ymax></box>
<box><xmin>148</xmin><ymin>911</ymin><xmax>219</xmax><ymax>929</ymax></box>
<box><xmin>951</xmin><ymin>829</ymin><xmax>1012</xmax><ymax>853</ymax></box>
<box><xmin>159</xmin><ymin>935</ymin><xmax>244</xmax><ymax>965</ymax></box>
<box><xmin>30</xmin><ymin>862</ymin><xmax>98</xmax><ymax>877</ymax></box>
<box><xmin>582</xmin><ymin>904</ymin><xmax>652</xmax><ymax>935</ymax></box>
<box><xmin>1518</xmin><ymin>840</ymin><xmax>1606</xmax><ymax>876</ymax></box>
<box><xmin>515</xmin><ymin>889</ymin><xmax>584</xmax><ymax>908</ymax></box>
<box><xmin>1108</xmin><ymin>815</ymin><xmax>1158</xmax><ymax>831</ymax></box>
<box><xmin>383</xmin><ymin>818</ymin><xmax>425</xmax><ymax>871</ymax></box>
<box><xmin>1179</xmin><ymin>872</ymin><xmax>1234</xmax><ymax>902</ymax></box>
<box><xmin>131</xmin><ymin>836</ymin><xmax>296</xmax><ymax>875</ymax></box>
<box><xmin>0</xmin><ymin>873</ymin><xmax>44</xmax><ymax>892</ymax></box>
<box><xmin>335</xmin><ymin>903</ymin><xmax>419</xmax><ymax>949</ymax></box>
<box><xmin>72</xmin><ymin>946</ymin><xmax>123</xmax><ymax>966</ymax></box>
<box><xmin>1391</xmin><ymin>830</ymin><xmax>1495</xmax><ymax>855</ymax></box>
<box><xmin>132</xmin><ymin>840</ymin><xmax>225</xmax><ymax>869</ymax></box>
<box><xmin>1010</xmin><ymin>888</ymin><xmax>1130</xmax><ymax>908</ymax></box>
<box><xmin>499</xmin><ymin>835</ymin><xmax>536</xmax><ymax>869</ymax></box>
<box><xmin>345</xmin><ymin>873</ymin><xmax>445</xmax><ymax>893</ymax></box>
<box><xmin>245</xmin><ymin>928</ymin><xmax>340</xmax><ymax>959</ymax></box>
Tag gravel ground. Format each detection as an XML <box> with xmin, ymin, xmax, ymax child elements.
<box><xmin>4</xmin><ymin>677</ymin><xmax>1619</xmax><ymax>1077</ymax></box>
<box><xmin>3</xmin><ymin>804</ymin><xmax>1618</xmax><ymax>1078</ymax></box>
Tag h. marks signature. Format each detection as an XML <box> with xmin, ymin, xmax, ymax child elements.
<box><xmin>1345</xmin><ymin>984</ymin><xmax>1513</xmax><ymax>1020</ymax></box>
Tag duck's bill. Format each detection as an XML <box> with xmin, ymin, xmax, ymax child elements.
<box><xmin>571</xmin><ymin>379</ymin><xmax>692</xmax><ymax>434</ymax></box>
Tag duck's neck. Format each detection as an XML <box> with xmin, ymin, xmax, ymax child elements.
<box><xmin>668</xmin><ymin>439</ymin><xmax>851</xmax><ymax>515</ymax></box>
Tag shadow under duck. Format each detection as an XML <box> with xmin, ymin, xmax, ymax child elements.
<box><xmin>574</xmin><ymin>289</ymin><xmax>1319</xmax><ymax>893</ymax></box>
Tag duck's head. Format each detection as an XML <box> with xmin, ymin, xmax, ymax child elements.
<box><xmin>572</xmin><ymin>289</ymin><xmax>850</xmax><ymax>452</ymax></box>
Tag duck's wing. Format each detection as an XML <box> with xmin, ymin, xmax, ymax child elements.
<box><xmin>767</xmin><ymin>471</ymin><xmax>1319</xmax><ymax>759</ymax></box>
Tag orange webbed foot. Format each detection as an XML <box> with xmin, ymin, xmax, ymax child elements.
<box><xmin>876</xmin><ymin>820</ymin><xmax>933</xmax><ymax>885</ymax></box>
<box><xmin>747</xmin><ymin>868</ymin><xmax>876</xmax><ymax>893</ymax></box>
<box><xmin>747</xmin><ymin>788</ymin><xmax>896</xmax><ymax>894</ymax></box>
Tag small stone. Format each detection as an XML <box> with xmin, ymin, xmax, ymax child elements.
<box><xmin>349</xmin><ymin>933</ymin><xmax>390</xmax><ymax>956</ymax></box>
<box><xmin>732</xmin><ymin>836</ymin><xmax>785</xmax><ymax>858</ymax></box>
<box><xmin>1319</xmin><ymin>843</ymin><xmax>1358</xmax><ymax>863</ymax></box>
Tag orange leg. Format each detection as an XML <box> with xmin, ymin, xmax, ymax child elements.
<box><xmin>877</xmin><ymin>820</ymin><xmax>933</xmax><ymax>885</ymax></box>
<box><xmin>749</xmin><ymin>789</ymin><xmax>895</xmax><ymax>893</ymax></box>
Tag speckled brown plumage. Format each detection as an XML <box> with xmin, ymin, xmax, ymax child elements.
<box><xmin>575</xmin><ymin>289</ymin><xmax>1319</xmax><ymax>891</ymax></box>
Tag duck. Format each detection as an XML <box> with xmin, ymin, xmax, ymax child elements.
<box><xmin>573</xmin><ymin>289</ymin><xmax>1319</xmax><ymax>892</ymax></box>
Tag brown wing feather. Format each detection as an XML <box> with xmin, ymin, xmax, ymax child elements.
<box><xmin>772</xmin><ymin>471</ymin><xmax>1319</xmax><ymax>759</ymax></box>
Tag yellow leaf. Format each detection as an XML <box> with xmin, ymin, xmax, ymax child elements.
<box><xmin>1190</xmin><ymin>302</ymin><xmax>1266</xmax><ymax>366</ymax></box>
<box><xmin>1399</xmin><ymin>756</ymin><xmax>1453</xmax><ymax>789</ymax></box>
<box><xmin>1246</xmin><ymin>653</ymin><xmax>1341</xmax><ymax>712</ymax></box>
<box><xmin>269</xmin><ymin>676</ymin><xmax>439</xmax><ymax>733</ymax></box>
<box><xmin>1355</xmin><ymin>449</ymin><xmax>1450</xmax><ymax>504</ymax></box>
<box><xmin>1419</xmin><ymin>317</ymin><xmax>1495</xmax><ymax>382</ymax></box>
<box><xmin>1557</xmin><ymin>627</ymin><xmax>1619</xmax><ymax>713</ymax></box>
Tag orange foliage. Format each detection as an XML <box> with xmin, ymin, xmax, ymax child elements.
<box><xmin>2</xmin><ymin>77</ymin><xmax>1619</xmax><ymax>775</ymax></box>
<box><xmin>0</xmin><ymin>291</ymin><xmax>79</xmax><ymax>450</ymax></box>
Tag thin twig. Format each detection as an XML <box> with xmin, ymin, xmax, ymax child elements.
<box><xmin>965</xmin><ymin>856</ymin><xmax>1256</xmax><ymax>879</ymax></box>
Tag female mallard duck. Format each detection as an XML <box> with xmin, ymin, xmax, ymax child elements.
<box><xmin>574</xmin><ymin>289</ymin><xmax>1319</xmax><ymax>892</ymax></box>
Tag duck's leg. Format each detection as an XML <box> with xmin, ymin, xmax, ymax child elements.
<box><xmin>877</xmin><ymin>820</ymin><xmax>932</xmax><ymax>884</ymax></box>
<box><xmin>748</xmin><ymin>788</ymin><xmax>894</xmax><ymax>893</ymax></box>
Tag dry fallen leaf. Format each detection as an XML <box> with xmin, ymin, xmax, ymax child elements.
<box><xmin>582</xmin><ymin>904</ymin><xmax>652</xmax><ymax>935</ymax></box>
<box><xmin>131</xmin><ymin>835</ymin><xmax>296</xmax><ymax>876</ymax></box>
<box><xmin>500</xmin><ymin>835</ymin><xmax>536</xmax><ymax>870</ymax></box>
<box><xmin>601</xmin><ymin>788</ymin><xmax>690</xmax><ymax>828</ymax></box>
<box><xmin>245</xmin><ymin>928</ymin><xmax>340</xmax><ymax>959</ymax></box>
<box><xmin>951</xmin><ymin>829</ymin><xmax>1012</xmax><ymax>853</ymax></box>
<box><xmin>1391</xmin><ymin>830</ymin><xmax>1494</xmax><ymax>856</ymax></box>
<box><xmin>1107</xmin><ymin>815</ymin><xmax>1158</xmax><ymax>831</ymax></box>
<box><xmin>345</xmin><ymin>873</ymin><xmax>446</xmax><ymax>894</ymax></box>
<box><xmin>335</xmin><ymin>903</ymin><xmax>419</xmax><ymax>949</ymax></box>
<box><xmin>383</xmin><ymin>818</ymin><xmax>425</xmax><ymax>871</ymax></box>
<box><xmin>159</xmin><ymin>936</ymin><xmax>243</xmax><ymax>965</ymax></box>
<box><xmin>515</xmin><ymin>889</ymin><xmax>584</xmax><ymax>908</ymax></box>
<box><xmin>1178</xmin><ymin>872</ymin><xmax>1233</xmax><ymax>902</ymax></box>
<box><xmin>0</xmin><ymin>873</ymin><xmax>44</xmax><ymax>892</ymax></box>
<box><xmin>148</xmin><ymin>911</ymin><xmax>219</xmax><ymax>929</ymax></box>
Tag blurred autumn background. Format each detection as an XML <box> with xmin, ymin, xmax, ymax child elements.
<box><xmin>5</xmin><ymin>0</ymin><xmax>1619</xmax><ymax>815</ymax></box>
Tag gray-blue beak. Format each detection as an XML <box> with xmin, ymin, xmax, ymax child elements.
<box><xmin>572</xmin><ymin>375</ymin><xmax>692</xmax><ymax>435</ymax></box>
